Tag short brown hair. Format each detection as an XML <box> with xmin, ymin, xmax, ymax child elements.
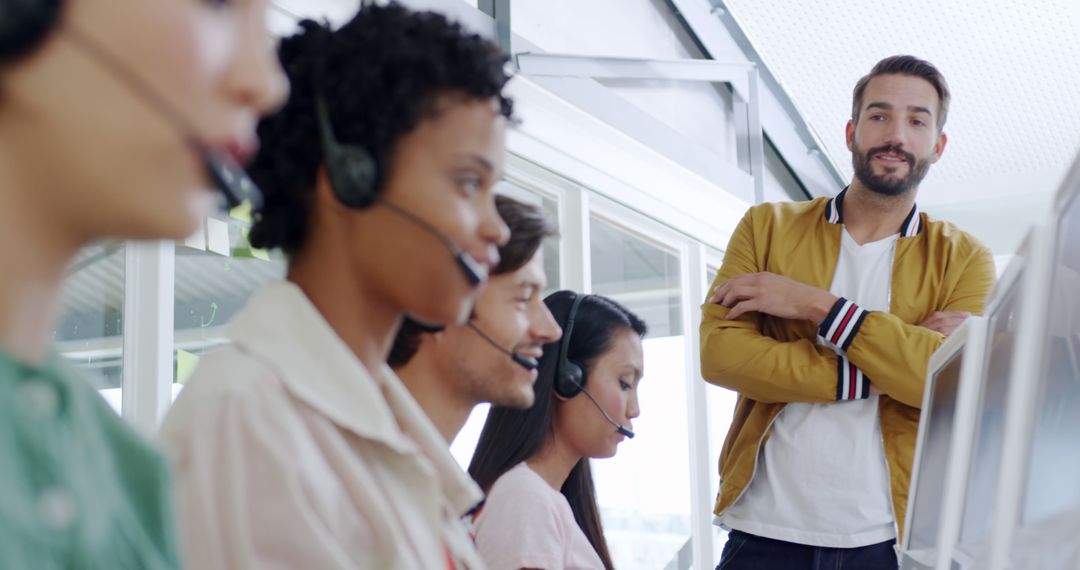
<box><xmin>490</xmin><ymin>194</ymin><xmax>557</xmax><ymax>276</ymax></box>
<box><xmin>387</xmin><ymin>194</ymin><xmax>557</xmax><ymax>368</ymax></box>
<box><xmin>852</xmin><ymin>55</ymin><xmax>950</xmax><ymax>130</ymax></box>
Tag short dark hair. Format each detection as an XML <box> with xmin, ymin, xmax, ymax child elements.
<box><xmin>387</xmin><ymin>195</ymin><xmax>557</xmax><ymax>368</ymax></box>
<box><xmin>247</xmin><ymin>3</ymin><xmax>515</xmax><ymax>253</ymax></box>
<box><xmin>469</xmin><ymin>291</ymin><xmax>647</xmax><ymax>570</ymax></box>
<box><xmin>491</xmin><ymin>195</ymin><xmax>557</xmax><ymax>275</ymax></box>
<box><xmin>852</xmin><ymin>55</ymin><xmax>950</xmax><ymax>130</ymax></box>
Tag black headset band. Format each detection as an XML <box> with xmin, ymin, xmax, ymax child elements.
<box><xmin>556</xmin><ymin>293</ymin><xmax>586</xmax><ymax>382</ymax></box>
<box><xmin>313</xmin><ymin>94</ymin><xmax>339</xmax><ymax>158</ymax></box>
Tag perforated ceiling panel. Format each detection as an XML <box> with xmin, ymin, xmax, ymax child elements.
<box><xmin>720</xmin><ymin>0</ymin><xmax>1080</xmax><ymax>206</ymax></box>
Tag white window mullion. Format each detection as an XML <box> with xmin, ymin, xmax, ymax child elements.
<box><xmin>685</xmin><ymin>240</ymin><xmax>714</xmax><ymax>569</ymax></box>
<box><xmin>121</xmin><ymin>240</ymin><xmax>175</xmax><ymax>435</ymax></box>
<box><xmin>563</xmin><ymin>186</ymin><xmax>591</xmax><ymax>294</ymax></box>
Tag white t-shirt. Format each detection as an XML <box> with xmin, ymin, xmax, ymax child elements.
<box><xmin>474</xmin><ymin>462</ymin><xmax>605</xmax><ymax>570</ymax></box>
<box><xmin>720</xmin><ymin>228</ymin><xmax>899</xmax><ymax>548</ymax></box>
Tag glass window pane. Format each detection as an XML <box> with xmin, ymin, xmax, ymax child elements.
<box><xmin>590</xmin><ymin>217</ymin><xmax>681</xmax><ymax>338</ymax></box>
<box><xmin>540</xmin><ymin>196</ymin><xmax>560</xmax><ymax>297</ymax></box>
<box><xmin>589</xmin><ymin>215</ymin><xmax>690</xmax><ymax>569</ymax></box>
<box><xmin>57</xmin><ymin>243</ymin><xmax>125</xmax><ymax>413</ymax></box>
<box><xmin>173</xmin><ymin>213</ymin><xmax>286</xmax><ymax>400</ymax></box>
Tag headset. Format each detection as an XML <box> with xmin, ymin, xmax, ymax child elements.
<box><xmin>554</xmin><ymin>293</ymin><xmax>589</xmax><ymax>398</ymax></box>
<box><xmin>401</xmin><ymin>314</ymin><xmax>539</xmax><ymax>371</ymax></box>
<box><xmin>0</xmin><ymin>0</ymin><xmax>262</xmax><ymax>211</ymax></box>
<box><xmin>312</xmin><ymin>93</ymin><xmax>379</xmax><ymax>210</ymax></box>
<box><xmin>311</xmin><ymin>86</ymin><xmax>487</xmax><ymax>287</ymax></box>
<box><xmin>553</xmin><ymin>292</ymin><xmax>635</xmax><ymax>438</ymax></box>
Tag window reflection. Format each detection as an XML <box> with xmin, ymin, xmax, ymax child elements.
<box><xmin>56</xmin><ymin>242</ymin><xmax>125</xmax><ymax>413</ymax></box>
<box><xmin>590</xmin><ymin>216</ymin><xmax>690</xmax><ymax>570</ymax></box>
<box><xmin>172</xmin><ymin>212</ymin><xmax>285</xmax><ymax>393</ymax></box>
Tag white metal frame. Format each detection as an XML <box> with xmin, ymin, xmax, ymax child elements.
<box><xmin>664</xmin><ymin>0</ymin><xmax>845</xmax><ymax>199</ymax></box>
<box><xmin>899</xmin><ymin>316</ymin><xmax>988</xmax><ymax>570</ymax></box>
<box><xmin>514</xmin><ymin>52</ymin><xmax>765</xmax><ymax>204</ymax></box>
<box><xmin>685</xmin><ymin>241</ymin><xmax>713</xmax><ymax>570</ymax></box>
<box><xmin>502</xmin><ymin>74</ymin><xmax>748</xmax><ymax>252</ymax></box>
<box><xmin>397</xmin><ymin>0</ymin><xmax>756</xmax><ymax>203</ymax></box>
<box><xmin>120</xmin><ymin>240</ymin><xmax>175</xmax><ymax>434</ymax></box>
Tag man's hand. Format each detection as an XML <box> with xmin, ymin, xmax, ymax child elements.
<box><xmin>709</xmin><ymin>272</ymin><xmax>838</xmax><ymax>322</ymax></box>
<box><xmin>919</xmin><ymin>311</ymin><xmax>971</xmax><ymax>337</ymax></box>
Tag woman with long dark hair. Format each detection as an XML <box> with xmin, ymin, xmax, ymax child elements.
<box><xmin>469</xmin><ymin>290</ymin><xmax>647</xmax><ymax>570</ymax></box>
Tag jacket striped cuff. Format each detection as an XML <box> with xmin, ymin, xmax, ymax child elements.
<box><xmin>837</xmin><ymin>355</ymin><xmax>871</xmax><ymax>401</ymax></box>
<box><xmin>818</xmin><ymin>297</ymin><xmax>869</xmax><ymax>353</ymax></box>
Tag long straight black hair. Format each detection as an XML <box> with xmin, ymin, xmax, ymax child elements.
<box><xmin>468</xmin><ymin>290</ymin><xmax>647</xmax><ymax>570</ymax></box>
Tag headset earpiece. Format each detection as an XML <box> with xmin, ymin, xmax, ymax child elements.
<box><xmin>313</xmin><ymin>92</ymin><xmax>379</xmax><ymax>209</ymax></box>
<box><xmin>554</xmin><ymin>293</ymin><xmax>588</xmax><ymax>399</ymax></box>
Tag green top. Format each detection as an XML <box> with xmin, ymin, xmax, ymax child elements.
<box><xmin>0</xmin><ymin>349</ymin><xmax>180</xmax><ymax>569</ymax></box>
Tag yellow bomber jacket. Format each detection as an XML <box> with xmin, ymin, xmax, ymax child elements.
<box><xmin>700</xmin><ymin>189</ymin><xmax>995</xmax><ymax>541</ymax></box>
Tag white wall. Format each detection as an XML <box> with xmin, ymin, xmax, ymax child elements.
<box><xmin>468</xmin><ymin>0</ymin><xmax>806</xmax><ymax>208</ymax></box>
<box><xmin>924</xmin><ymin>187</ymin><xmax>1056</xmax><ymax>256</ymax></box>
<box><xmin>510</xmin><ymin>0</ymin><xmax>739</xmax><ymax>165</ymax></box>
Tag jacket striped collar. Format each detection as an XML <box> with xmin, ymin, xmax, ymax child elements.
<box><xmin>824</xmin><ymin>186</ymin><xmax>922</xmax><ymax>238</ymax></box>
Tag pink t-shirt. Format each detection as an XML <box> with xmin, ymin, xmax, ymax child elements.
<box><xmin>474</xmin><ymin>462</ymin><xmax>605</xmax><ymax>570</ymax></box>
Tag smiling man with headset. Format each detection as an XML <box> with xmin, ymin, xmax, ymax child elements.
<box><xmin>389</xmin><ymin>194</ymin><xmax>563</xmax><ymax>444</ymax></box>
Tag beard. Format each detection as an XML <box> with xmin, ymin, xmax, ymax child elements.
<box><xmin>852</xmin><ymin>143</ymin><xmax>932</xmax><ymax>197</ymax></box>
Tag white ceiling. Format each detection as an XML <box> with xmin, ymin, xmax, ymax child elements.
<box><xmin>722</xmin><ymin>0</ymin><xmax>1080</xmax><ymax>209</ymax></box>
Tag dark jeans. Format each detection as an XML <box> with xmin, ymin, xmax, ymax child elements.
<box><xmin>716</xmin><ymin>530</ymin><xmax>898</xmax><ymax>570</ymax></box>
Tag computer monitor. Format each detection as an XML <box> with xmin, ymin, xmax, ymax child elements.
<box><xmin>900</xmin><ymin>316</ymin><xmax>988</xmax><ymax>570</ymax></box>
<box><xmin>989</xmin><ymin>152</ymin><xmax>1080</xmax><ymax>570</ymax></box>
<box><xmin>951</xmin><ymin>243</ymin><xmax>1037</xmax><ymax>569</ymax></box>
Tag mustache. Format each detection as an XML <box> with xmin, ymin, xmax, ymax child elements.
<box><xmin>866</xmin><ymin>144</ymin><xmax>916</xmax><ymax>165</ymax></box>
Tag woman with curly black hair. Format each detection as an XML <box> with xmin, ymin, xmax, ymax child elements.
<box><xmin>0</xmin><ymin>0</ymin><xmax>285</xmax><ymax>567</ymax></box>
<box><xmin>159</xmin><ymin>4</ymin><xmax>514</xmax><ymax>568</ymax></box>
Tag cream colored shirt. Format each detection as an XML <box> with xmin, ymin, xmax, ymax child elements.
<box><xmin>159</xmin><ymin>281</ymin><xmax>485</xmax><ymax>569</ymax></box>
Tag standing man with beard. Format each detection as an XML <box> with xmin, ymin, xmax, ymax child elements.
<box><xmin>701</xmin><ymin>56</ymin><xmax>995</xmax><ymax>569</ymax></box>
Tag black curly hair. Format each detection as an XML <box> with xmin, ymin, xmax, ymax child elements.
<box><xmin>247</xmin><ymin>3</ymin><xmax>515</xmax><ymax>254</ymax></box>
